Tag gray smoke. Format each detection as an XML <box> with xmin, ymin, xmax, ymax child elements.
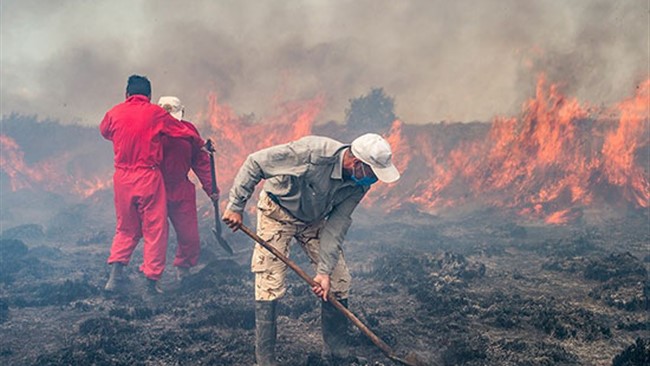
<box><xmin>1</xmin><ymin>0</ymin><xmax>647</xmax><ymax>125</ymax></box>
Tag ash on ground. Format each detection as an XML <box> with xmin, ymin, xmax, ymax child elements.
<box><xmin>0</xmin><ymin>209</ymin><xmax>648</xmax><ymax>366</ymax></box>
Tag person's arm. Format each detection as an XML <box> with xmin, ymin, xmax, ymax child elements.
<box><xmin>317</xmin><ymin>189</ymin><xmax>366</xmax><ymax>275</ymax></box>
<box><xmin>226</xmin><ymin>142</ymin><xmax>306</xmax><ymax>214</ymax></box>
<box><xmin>99</xmin><ymin>112</ymin><xmax>113</xmax><ymax>140</ymax></box>
<box><xmin>311</xmin><ymin>188</ymin><xmax>366</xmax><ymax>300</ymax></box>
<box><xmin>188</xmin><ymin>125</ymin><xmax>215</xmax><ymax>198</ymax></box>
<box><xmin>157</xmin><ymin>110</ymin><xmax>203</xmax><ymax>145</ymax></box>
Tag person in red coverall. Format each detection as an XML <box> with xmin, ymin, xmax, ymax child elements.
<box><xmin>157</xmin><ymin>96</ymin><xmax>219</xmax><ymax>281</ymax></box>
<box><xmin>100</xmin><ymin>75</ymin><xmax>204</xmax><ymax>295</ymax></box>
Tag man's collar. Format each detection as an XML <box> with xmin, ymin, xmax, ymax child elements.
<box><xmin>331</xmin><ymin>146</ymin><xmax>349</xmax><ymax>180</ymax></box>
<box><xmin>126</xmin><ymin>94</ymin><xmax>151</xmax><ymax>102</ymax></box>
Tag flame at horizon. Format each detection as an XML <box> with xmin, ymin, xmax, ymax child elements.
<box><xmin>196</xmin><ymin>92</ymin><xmax>325</xmax><ymax>187</ymax></box>
<box><xmin>0</xmin><ymin>135</ymin><xmax>44</xmax><ymax>191</ymax></box>
<box><xmin>0</xmin><ymin>134</ymin><xmax>112</xmax><ymax>199</ymax></box>
<box><xmin>367</xmin><ymin>75</ymin><xmax>649</xmax><ymax>223</ymax></box>
<box><xmin>1</xmin><ymin>76</ymin><xmax>648</xmax><ymax>224</ymax></box>
<box><xmin>602</xmin><ymin>80</ymin><xmax>650</xmax><ymax>208</ymax></box>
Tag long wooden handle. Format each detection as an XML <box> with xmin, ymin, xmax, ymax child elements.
<box><xmin>209</xmin><ymin>155</ymin><xmax>218</xmax><ymax>197</ymax></box>
<box><xmin>209</xmin><ymin>152</ymin><xmax>218</xmax><ymax>228</ymax></box>
<box><xmin>206</xmin><ymin>139</ymin><xmax>233</xmax><ymax>255</ymax></box>
<box><xmin>239</xmin><ymin>224</ymin><xmax>417</xmax><ymax>366</ymax></box>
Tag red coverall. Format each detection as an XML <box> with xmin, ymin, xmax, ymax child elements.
<box><xmin>100</xmin><ymin>95</ymin><xmax>204</xmax><ymax>280</ymax></box>
<box><xmin>160</xmin><ymin>121</ymin><xmax>215</xmax><ymax>268</ymax></box>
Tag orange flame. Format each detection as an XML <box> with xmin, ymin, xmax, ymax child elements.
<box><xmin>193</xmin><ymin>92</ymin><xmax>325</xmax><ymax>211</ymax></box>
<box><xmin>202</xmin><ymin>92</ymin><xmax>324</xmax><ymax>178</ymax></box>
<box><xmin>366</xmin><ymin>75</ymin><xmax>649</xmax><ymax>224</ymax></box>
<box><xmin>602</xmin><ymin>80</ymin><xmax>650</xmax><ymax>207</ymax></box>
<box><xmin>0</xmin><ymin>134</ymin><xmax>112</xmax><ymax>198</ymax></box>
<box><xmin>1</xmin><ymin>134</ymin><xmax>48</xmax><ymax>191</ymax></box>
<box><xmin>2</xmin><ymin>75</ymin><xmax>647</xmax><ymax>225</ymax></box>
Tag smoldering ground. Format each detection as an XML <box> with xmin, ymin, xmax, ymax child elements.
<box><xmin>0</xmin><ymin>203</ymin><xmax>648</xmax><ymax>365</ymax></box>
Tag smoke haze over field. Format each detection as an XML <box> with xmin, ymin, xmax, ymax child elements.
<box><xmin>1</xmin><ymin>0</ymin><xmax>648</xmax><ymax>125</ymax></box>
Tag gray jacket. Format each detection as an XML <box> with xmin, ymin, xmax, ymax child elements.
<box><xmin>227</xmin><ymin>135</ymin><xmax>368</xmax><ymax>274</ymax></box>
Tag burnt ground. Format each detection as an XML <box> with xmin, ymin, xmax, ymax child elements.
<box><xmin>0</xmin><ymin>205</ymin><xmax>648</xmax><ymax>366</ymax></box>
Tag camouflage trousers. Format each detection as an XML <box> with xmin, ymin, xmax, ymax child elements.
<box><xmin>252</xmin><ymin>191</ymin><xmax>351</xmax><ymax>301</ymax></box>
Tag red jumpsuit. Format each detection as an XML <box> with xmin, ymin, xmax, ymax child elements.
<box><xmin>160</xmin><ymin>121</ymin><xmax>215</xmax><ymax>268</ymax></box>
<box><xmin>100</xmin><ymin>95</ymin><xmax>204</xmax><ymax>280</ymax></box>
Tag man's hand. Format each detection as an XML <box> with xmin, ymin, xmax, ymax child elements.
<box><xmin>222</xmin><ymin>209</ymin><xmax>242</xmax><ymax>232</ymax></box>
<box><xmin>312</xmin><ymin>273</ymin><xmax>331</xmax><ymax>301</ymax></box>
<box><xmin>204</xmin><ymin>139</ymin><xmax>216</xmax><ymax>153</ymax></box>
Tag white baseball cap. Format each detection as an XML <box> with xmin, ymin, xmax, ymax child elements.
<box><xmin>350</xmin><ymin>133</ymin><xmax>400</xmax><ymax>183</ymax></box>
<box><xmin>157</xmin><ymin>96</ymin><xmax>184</xmax><ymax>121</ymax></box>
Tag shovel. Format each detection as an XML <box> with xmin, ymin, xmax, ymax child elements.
<box><xmin>205</xmin><ymin>139</ymin><xmax>234</xmax><ymax>255</ymax></box>
<box><xmin>238</xmin><ymin>224</ymin><xmax>426</xmax><ymax>366</ymax></box>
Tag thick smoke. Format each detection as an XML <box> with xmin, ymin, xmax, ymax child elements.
<box><xmin>1</xmin><ymin>0</ymin><xmax>647</xmax><ymax>125</ymax></box>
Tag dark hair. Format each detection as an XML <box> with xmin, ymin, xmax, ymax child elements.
<box><xmin>126</xmin><ymin>75</ymin><xmax>151</xmax><ymax>97</ymax></box>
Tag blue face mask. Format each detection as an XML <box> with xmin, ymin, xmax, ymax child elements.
<box><xmin>351</xmin><ymin>175</ymin><xmax>378</xmax><ymax>187</ymax></box>
<box><xmin>350</xmin><ymin>163</ymin><xmax>378</xmax><ymax>186</ymax></box>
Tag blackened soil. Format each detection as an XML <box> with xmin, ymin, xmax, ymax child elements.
<box><xmin>0</xmin><ymin>212</ymin><xmax>648</xmax><ymax>365</ymax></box>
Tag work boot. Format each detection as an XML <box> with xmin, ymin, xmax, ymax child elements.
<box><xmin>104</xmin><ymin>262</ymin><xmax>125</xmax><ymax>292</ymax></box>
<box><xmin>321</xmin><ymin>298</ymin><xmax>350</xmax><ymax>363</ymax></box>
<box><xmin>146</xmin><ymin>278</ymin><xmax>164</xmax><ymax>295</ymax></box>
<box><xmin>255</xmin><ymin>300</ymin><xmax>278</xmax><ymax>366</ymax></box>
<box><xmin>176</xmin><ymin>266</ymin><xmax>190</xmax><ymax>282</ymax></box>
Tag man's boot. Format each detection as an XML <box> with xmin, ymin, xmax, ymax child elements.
<box><xmin>147</xmin><ymin>278</ymin><xmax>164</xmax><ymax>295</ymax></box>
<box><xmin>255</xmin><ymin>300</ymin><xmax>278</xmax><ymax>366</ymax></box>
<box><xmin>176</xmin><ymin>266</ymin><xmax>190</xmax><ymax>282</ymax></box>
<box><xmin>321</xmin><ymin>298</ymin><xmax>350</xmax><ymax>363</ymax></box>
<box><xmin>104</xmin><ymin>262</ymin><xmax>125</xmax><ymax>292</ymax></box>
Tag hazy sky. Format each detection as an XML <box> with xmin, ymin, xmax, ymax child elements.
<box><xmin>1</xmin><ymin>0</ymin><xmax>648</xmax><ymax>126</ymax></box>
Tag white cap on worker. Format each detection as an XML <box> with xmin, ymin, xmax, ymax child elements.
<box><xmin>157</xmin><ymin>96</ymin><xmax>184</xmax><ymax>121</ymax></box>
<box><xmin>350</xmin><ymin>133</ymin><xmax>400</xmax><ymax>183</ymax></box>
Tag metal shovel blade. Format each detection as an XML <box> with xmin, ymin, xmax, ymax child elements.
<box><xmin>212</xmin><ymin>228</ymin><xmax>234</xmax><ymax>255</ymax></box>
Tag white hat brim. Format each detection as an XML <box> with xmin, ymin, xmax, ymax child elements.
<box><xmin>370</xmin><ymin>163</ymin><xmax>400</xmax><ymax>183</ymax></box>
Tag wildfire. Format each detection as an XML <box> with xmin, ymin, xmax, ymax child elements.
<box><xmin>73</xmin><ymin>176</ymin><xmax>113</xmax><ymax>198</ymax></box>
<box><xmin>0</xmin><ymin>134</ymin><xmax>59</xmax><ymax>191</ymax></box>
<box><xmin>1</xmin><ymin>75</ymin><xmax>647</xmax><ymax>224</ymax></box>
<box><xmin>0</xmin><ymin>134</ymin><xmax>112</xmax><ymax>198</ymax></box>
<box><xmin>602</xmin><ymin>80</ymin><xmax>650</xmax><ymax>208</ymax></box>
<box><xmin>194</xmin><ymin>92</ymin><xmax>325</xmax><ymax>200</ymax></box>
<box><xmin>366</xmin><ymin>75</ymin><xmax>649</xmax><ymax>223</ymax></box>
